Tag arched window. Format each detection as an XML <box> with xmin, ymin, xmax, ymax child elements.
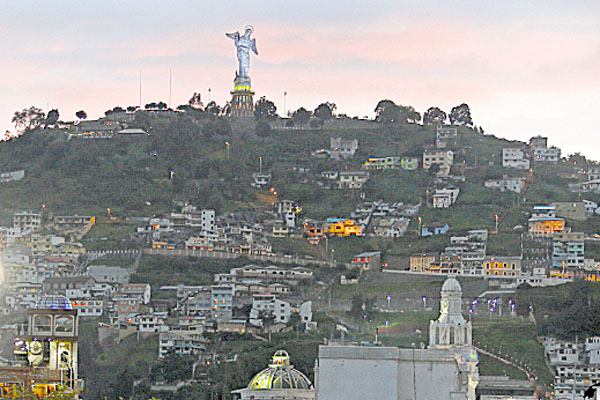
<box><xmin>33</xmin><ymin>315</ymin><xmax>51</xmax><ymax>334</ymax></box>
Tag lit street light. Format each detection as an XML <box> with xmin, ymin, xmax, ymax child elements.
<box><xmin>422</xmin><ymin>296</ymin><xmax>427</xmax><ymax>310</ymax></box>
<box><xmin>386</xmin><ymin>294</ymin><xmax>391</xmax><ymax>309</ymax></box>
<box><xmin>225</xmin><ymin>141</ymin><xmax>230</xmax><ymax>160</ymax></box>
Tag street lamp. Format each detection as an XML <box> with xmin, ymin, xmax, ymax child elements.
<box><xmin>494</xmin><ymin>214</ymin><xmax>499</xmax><ymax>234</ymax></box>
<box><xmin>386</xmin><ymin>294</ymin><xmax>392</xmax><ymax>309</ymax></box>
<box><xmin>422</xmin><ymin>296</ymin><xmax>427</xmax><ymax>310</ymax></box>
<box><xmin>259</xmin><ymin>156</ymin><xmax>263</xmax><ymax>173</ymax></box>
<box><xmin>225</xmin><ymin>141</ymin><xmax>230</xmax><ymax>160</ymax></box>
<box><xmin>385</xmin><ymin>319</ymin><xmax>389</xmax><ymax>336</ymax></box>
<box><xmin>417</xmin><ymin>217</ymin><xmax>422</xmax><ymax>236</ymax></box>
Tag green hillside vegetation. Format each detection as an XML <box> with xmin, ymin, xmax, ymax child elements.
<box><xmin>515</xmin><ymin>280</ymin><xmax>600</xmax><ymax>340</ymax></box>
<box><xmin>2</xmin><ymin>111</ymin><xmax>600</xmax><ymax>256</ymax></box>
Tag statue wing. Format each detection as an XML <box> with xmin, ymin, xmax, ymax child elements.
<box><xmin>250</xmin><ymin>38</ymin><xmax>258</xmax><ymax>55</ymax></box>
<box><xmin>226</xmin><ymin>32</ymin><xmax>240</xmax><ymax>40</ymax></box>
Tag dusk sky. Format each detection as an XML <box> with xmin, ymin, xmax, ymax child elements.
<box><xmin>2</xmin><ymin>1</ymin><xmax>599</xmax><ymax>158</ymax></box>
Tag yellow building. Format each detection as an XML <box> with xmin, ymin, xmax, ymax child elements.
<box><xmin>527</xmin><ymin>218</ymin><xmax>565</xmax><ymax>237</ymax></box>
<box><xmin>324</xmin><ymin>219</ymin><xmax>362</xmax><ymax>237</ymax></box>
<box><xmin>410</xmin><ymin>253</ymin><xmax>438</xmax><ymax>272</ymax></box>
<box><xmin>483</xmin><ymin>256</ymin><xmax>522</xmax><ymax>276</ymax></box>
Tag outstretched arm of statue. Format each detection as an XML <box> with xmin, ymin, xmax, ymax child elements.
<box><xmin>226</xmin><ymin>32</ymin><xmax>240</xmax><ymax>40</ymax></box>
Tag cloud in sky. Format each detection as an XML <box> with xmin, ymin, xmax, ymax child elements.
<box><xmin>1</xmin><ymin>1</ymin><xmax>599</xmax><ymax>157</ymax></box>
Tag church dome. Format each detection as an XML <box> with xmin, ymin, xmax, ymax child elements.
<box><xmin>247</xmin><ymin>350</ymin><xmax>313</xmax><ymax>390</ymax></box>
<box><xmin>441</xmin><ymin>276</ymin><xmax>462</xmax><ymax>293</ymax></box>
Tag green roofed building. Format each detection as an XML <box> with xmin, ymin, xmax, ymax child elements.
<box><xmin>231</xmin><ymin>350</ymin><xmax>314</xmax><ymax>399</ymax></box>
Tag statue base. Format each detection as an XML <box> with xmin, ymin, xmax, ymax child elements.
<box><xmin>230</xmin><ymin>77</ymin><xmax>254</xmax><ymax>119</ymax></box>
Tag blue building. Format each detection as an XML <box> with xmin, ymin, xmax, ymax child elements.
<box><xmin>421</xmin><ymin>223</ymin><xmax>450</xmax><ymax>237</ymax></box>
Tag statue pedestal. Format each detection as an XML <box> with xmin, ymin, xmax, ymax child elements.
<box><xmin>230</xmin><ymin>77</ymin><xmax>254</xmax><ymax>118</ymax></box>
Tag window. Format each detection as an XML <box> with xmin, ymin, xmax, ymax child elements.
<box><xmin>33</xmin><ymin>315</ymin><xmax>52</xmax><ymax>334</ymax></box>
<box><xmin>55</xmin><ymin>315</ymin><xmax>74</xmax><ymax>334</ymax></box>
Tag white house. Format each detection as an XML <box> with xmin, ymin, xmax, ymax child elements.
<box><xmin>502</xmin><ymin>148</ymin><xmax>530</xmax><ymax>169</ymax></box>
<box><xmin>330</xmin><ymin>137</ymin><xmax>358</xmax><ymax>160</ymax></box>
<box><xmin>249</xmin><ymin>294</ymin><xmax>312</xmax><ymax>326</ymax></box>
<box><xmin>338</xmin><ymin>171</ymin><xmax>369</xmax><ymax>189</ymax></box>
<box><xmin>484</xmin><ymin>177</ymin><xmax>526</xmax><ymax>194</ymax></box>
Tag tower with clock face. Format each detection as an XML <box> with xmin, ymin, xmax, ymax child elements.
<box><xmin>429</xmin><ymin>276</ymin><xmax>472</xmax><ymax>348</ymax></box>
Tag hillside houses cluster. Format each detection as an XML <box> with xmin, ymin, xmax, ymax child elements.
<box><xmin>138</xmin><ymin>201</ymin><xmax>305</xmax><ymax>254</ymax></box>
<box><xmin>409</xmin><ymin>229</ymin><xmax>509</xmax><ymax>276</ymax></box>
<box><xmin>484</xmin><ymin>136</ymin><xmax>562</xmax><ymax>195</ymax></box>
<box><xmin>154</xmin><ymin>264</ymin><xmax>314</xmax><ymax>357</ymax></box>
<box><xmin>0</xmin><ymin>211</ymin><xmax>95</xmax><ymax>308</ymax></box>
<box><xmin>543</xmin><ymin>336</ymin><xmax>600</xmax><ymax>400</ymax></box>
<box><xmin>303</xmin><ymin>201</ymin><xmax>419</xmax><ymax>242</ymax></box>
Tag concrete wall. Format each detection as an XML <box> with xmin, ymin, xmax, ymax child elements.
<box><xmin>315</xmin><ymin>345</ymin><xmax>467</xmax><ymax>400</ymax></box>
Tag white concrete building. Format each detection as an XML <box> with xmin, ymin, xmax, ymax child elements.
<box><xmin>502</xmin><ymin>148</ymin><xmax>530</xmax><ymax>169</ymax></box>
<box><xmin>484</xmin><ymin>177</ymin><xmax>526</xmax><ymax>194</ymax></box>
<box><xmin>158</xmin><ymin>332</ymin><xmax>205</xmax><ymax>357</ymax></box>
<box><xmin>249</xmin><ymin>294</ymin><xmax>312</xmax><ymax>326</ymax></box>
<box><xmin>423</xmin><ymin>149</ymin><xmax>454</xmax><ymax>171</ymax></box>
<box><xmin>330</xmin><ymin>137</ymin><xmax>358</xmax><ymax>160</ymax></box>
<box><xmin>338</xmin><ymin>171</ymin><xmax>369</xmax><ymax>189</ymax></box>
<box><xmin>534</xmin><ymin>147</ymin><xmax>560</xmax><ymax>163</ymax></box>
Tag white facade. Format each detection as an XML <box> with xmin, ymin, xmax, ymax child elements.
<box><xmin>502</xmin><ymin>148</ymin><xmax>530</xmax><ymax>169</ymax></box>
<box><xmin>338</xmin><ymin>171</ymin><xmax>369</xmax><ymax>189</ymax></box>
<box><xmin>249</xmin><ymin>294</ymin><xmax>312</xmax><ymax>326</ymax></box>
<box><xmin>423</xmin><ymin>150</ymin><xmax>454</xmax><ymax>170</ymax></box>
<box><xmin>158</xmin><ymin>332</ymin><xmax>204</xmax><ymax>357</ymax></box>
<box><xmin>484</xmin><ymin>178</ymin><xmax>526</xmax><ymax>194</ymax></box>
<box><xmin>330</xmin><ymin>137</ymin><xmax>358</xmax><ymax>160</ymax></box>
<box><xmin>534</xmin><ymin>147</ymin><xmax>560</xmax><ymax>163</ymax></box>
<box><xmin>71</xmin><ymin>299</ymin><xmax>103</xmax><ymax>317</ymax></box>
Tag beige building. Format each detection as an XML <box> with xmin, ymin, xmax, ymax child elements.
<box><xmin>552</xmin><ymin>201</ymin><xmax>586</xmax><ymax>221</ymax></box>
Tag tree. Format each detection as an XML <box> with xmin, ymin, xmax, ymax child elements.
<box><xmin>255</xmin><ymin>119</ymin><xmax>272</xmax><ymax>137</ymax></box>
<box><xmin>105</xmin><ymin>106</ymin><xmax>125</xmax><ymax>117</ymax></box>
<box><xmin>449</xmin><ymin>103</ymin><xmax>473</xmax><ymax>126</ymax></box>
<box><xmin>423</xmin><ymin>107</ymin><xmax>447</xmax><ymax>125</ymax></box>
<box><xmin>44</xmin><ymin>109</ymin><xmax>60</xmax><ymax>127</ymax></box>
<box><xmin>254</xmin><ymin>96</ymin><xmax>277</xmax><ymax>120</ymax></box>
<box><xmin>259</xmin><ymin>309</ymin><xmax>276</xmax><ymax>341</ymax></box>
<box><xmin>398</xmin><ymin>105</ymin><xmax>421</xmax><ymax>124</ymax></box>
<box><xmin>126</xmin><ymin>105</ymin><xmax>138</xmax><ymax>112</ymax></box>
<box><xmin>157</xmin><ymin>101</ymin><xmax>168</xmax><ymax>110</ymax></box>
<box><xmin>349</xmin><ymin>294</ymin><xmax>376</xmax><ymax>322</ymax></box>
<box><xmin>374</xmin><ymin>99</ymin><xmax>399</xmax><ymax>123</ymax></box>
<box><xmin>291</xmin><ymin>107</ymin><xmax>311</xmax><ymax>126</ymax></box>
<box><xmin>289</xmin><ymin>312</ymin><xmax>302</xmax><ymax>339</ymax></box>
<box><xmin>205</xmin><ymin>101</ymin><xmax>221</xmax><ymax>116</ymax></box>
<box><xmin>314</xmin><ymin>102</ymin><xmax>337</xmax><ymax>121</ymax></box>
<box><xmin>11</xmin><ymin>106</ymin><xmax>45</xmax><ymax>131</ymax></box>
<box><xmin>188</xmin><ymin>92</ymin><xmax>203</xmax><ymax>109</ymax></box>
<box><xmin>75</xmin><ymin>110</ymin><xmax>87</xmax><ymax>120</ymax></box>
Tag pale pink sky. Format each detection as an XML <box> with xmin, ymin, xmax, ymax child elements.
<box><xmin>1</xmin><ymin>1</ymin><xmax>599</xmax><ymax>158</ymax></box>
